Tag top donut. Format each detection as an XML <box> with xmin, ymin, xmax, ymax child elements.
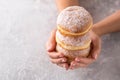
<box><xmin>57</xmin><ymin>6</ymin><xmax>93</xmax><ymax>33</ymax></box>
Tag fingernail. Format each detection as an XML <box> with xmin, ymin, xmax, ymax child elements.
<box><xmin>72</xmin><ymin>63</ymin><xmax>76</xmax><ymax>66</ymax></box>
<box><xmin>47</xmin><ymin>45</ymin><xmax>52</xmax><ymax>51</ymax></box>
<box><xmin>59</xmin><ymin>54</ymin><xmax>64</xmax><ymax>57</ymax></box>
<box><xmin>69</xmin><ymin>66</ymin><xmax>74</xmax><ymax>70</ymax></box>
<box><xmin>65</xmin><ymin>65</ymin><xmax>68</xmax><ymax>70</ymax></box>
<box><xmin>62</xmin><ymin>59</ymin><xmax>67</xmax><ymax>62</ymax></box>
<box><xmin>66</xmin><ymin>68</ymin><xmax>68</xmax><ymax>70</ymax></box>
<box><xmin>70</xmin><ymin>67</ymin><xmax>74</xmax><ymax>70</ymax></box>
<box><xmin>69</xmin><ymin>67</ymin><xmax>72</xmax><ymax>69</ymax></box>
<box><xmin>76</xmin><ymin>58</ymin><xmax>80</xmax><ymax>62</ymax></box>
<box><xmin>94</xmin><ymin>54</ymin><xmax>97</xmax><ymax>59</ymax></box>
<box><xmin>63</xmin><ymin>65</ymin><xmax>66</xmax><ymax>68</ymax></box>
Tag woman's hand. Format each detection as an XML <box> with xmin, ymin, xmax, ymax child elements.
<box><xmin>46</xmin><ymin>29</ymin><xmax>69</xmax><ymax>70</ymax></box>
<box><xmin>69</xmin><ymin>30</ymin><xmax>101</xmax><ymax>69</ymax></box>
<box><xmin>46</xmin><ymin>28</ymin><xmax>101</xmax><ymax>70</ymax></box>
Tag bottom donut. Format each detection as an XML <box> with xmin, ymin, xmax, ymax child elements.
<box><xmin>56</xmin><ymin>44</ymin><xmax>91</xmax><ymax>63</ymax></box>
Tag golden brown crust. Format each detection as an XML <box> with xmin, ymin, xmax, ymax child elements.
<box><xmin>57</xmin><ymin>22</ymin><xmax>92</xmax><ymax>37</ymax></box>
<box><xmin>56</xmin><ymin>44</ymin><xmax>90</xmax><ymax>57</ymax></box>
<box><xmin>56</xmin><ymin>36</ymin><xmax>91</xmax><ymax>50</ymax></box>
<box><xmin>56</xmin><ymin>6</ymin><xmax>93</xmax><ymax>63</ymax></box>
<box><xmin>56</xmin><ymin>44</ymin><xmax>90</xmax><ymax>63</ymax></box>
<box><xmin>57</xmin><ymin>6</ymin><xmax>93</xmax><ymax>33</ymax></box>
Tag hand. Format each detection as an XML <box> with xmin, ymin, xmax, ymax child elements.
<box><xmin>69</xmin><ymin>30</ymin><xmax>101</xmax><ymax>70</ymax></box>
<box><xmin>46</xmin><ymin>29</ymin><xmax>69</xmax><ymax>70</ymax></box>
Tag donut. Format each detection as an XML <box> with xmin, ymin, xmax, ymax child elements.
<box><xmin>56</xmin><ymin>6</ymin><xmax>93</xmax><ymax>63</ymax></box>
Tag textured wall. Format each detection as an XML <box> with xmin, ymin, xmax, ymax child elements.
<box><xmin>0</xmin><ymin>0</ymin><xmax>120</xmax><ymax>80</ymax></box>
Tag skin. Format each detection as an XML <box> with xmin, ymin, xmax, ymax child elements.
<box><xmin>93</xmin><ymin>10</ymin><xmax>120</xmax><ymax>36</ymax></box>
<box><xmin>46</xmin><ymin>0</ymin><xmax>120</xmax><ymax>70</ymax></box>
<box><xmin>46</xmin><ymin>29</ymin><xmax>101</xmax><ymax>70</ymax></box>
<box><xmin>55</xmin><ymin>0</ymin><xmax>79</xmax><ymax>12</ymax></box>
<box><xmin>46</xmin><ymin>29</ymin><xmax>69</xmax><ymax>69</ymax></box>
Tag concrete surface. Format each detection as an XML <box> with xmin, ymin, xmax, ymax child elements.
<box><xmin>0</xmin><ymin>0</ymin><xmax>120</xmax><ymax>80</ymax></box>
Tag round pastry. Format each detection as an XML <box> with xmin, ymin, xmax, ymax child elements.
<box><xmin>56</xmin><ymin>6</ymin><xmax>93</xmax><ymax>63</ymax></box>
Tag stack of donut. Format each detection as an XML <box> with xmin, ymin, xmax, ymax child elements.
<box><xmin>56</xmin><ymin>6</ymin><xmax>93</xmax><ymax>63</ymax></box>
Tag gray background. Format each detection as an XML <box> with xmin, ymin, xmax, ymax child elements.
<box><xmin>0</xmin><ymin>0</ymin><xmax>120</xmax><ymax>80</ymax></box>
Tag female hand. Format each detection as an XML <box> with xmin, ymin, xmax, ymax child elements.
<box><xmin>46</xmin><ymin>29</ymin><xmax>69</xmax><ymax>70</ymax></box>
<box><xmin>69</xmin><ymin>30</ymin><xmax>101</xmax><ymax>69</ymax></box>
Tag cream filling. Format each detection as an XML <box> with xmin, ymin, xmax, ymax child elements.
<box><xmin>57</xmin><ymin>23</ymin><xmax>92</xmax><ymax>36</ymax></box>
<box><xmin>56</xmin><ymin>36</ymin><xmax>91</xmax><ymax>50</ymax></box>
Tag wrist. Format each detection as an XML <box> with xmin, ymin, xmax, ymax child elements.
<box><xmin>55</xmin><ymin>0</ymin><xmax>79</xmax><ymax>12</ymax></box>
<box><xmin>92</xmin><ymin>24</ymin><xmax>104</xmax><ymax>37</ymax></box>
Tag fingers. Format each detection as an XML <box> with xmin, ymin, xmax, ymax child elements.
<box><xmin>69</xmin><ymin>61</ymin><xmax>86</xmax><ymax>69</ymax></box>
<box><xmin>68</xmin><ymin>31</ymin><xmax>102</xmax><ymax>70</ymax></box>
<box><xmin>49</xmin><ymin>53</ymin><xmax>69</xmax><ymax>70</ymax></box>
<box><xmin>69</xmin><ymin>57</ymin><xmax>93</xmax><ymax>70</ymax></box>
<box><xmin>69</xmin><ymin>56</ymin><xmax>95</xmax><ymax>69</ymax></box>
<box><xmin>69</xmin><ymin>57</ymin><xmax>94</xmax><ymax>69</ymax></box>
<box><xmin>57</xmin><ymin>63</ymin><xmax>69</xmax><ymax>70</ymax></box>
<box><xmin>47</xmin><ymin>52</ymin><xmax>64</xmax><ymax>59</ymax></box>
<box><xmin>48</xmin><ymin>51</ymin><xmax>68</xmax><ymax>69</ymax></box>
<box><xmin>50</xmin><ymin>57</ymin><xmax>67</xmax><ymax>64</ymax></box>
<box><xmin>46</xmin><ymin>29</ymin><xmax>70</xmax><ymax>70</ymax></box>
<box><xmin>90</xmin><ymin>35</ymin><xmax>101</xmax><ymax>59</ymax></box>
<box><xmin>75</xmin><ymin>57</ymin><xmax>94</xmax><ymax>65</ymax></box>
<box><xmin>46</xmin><ymin>29</ymin><xmax>57</xmax><ymax>52</ymax></box>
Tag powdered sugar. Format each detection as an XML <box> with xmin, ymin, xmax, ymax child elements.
<box><xmin>56</xmin><ymin>6</ymin><xmax>92</xmax><ymax>58</ymax></box>
<box><xmin>56</xmin><ymin>30</ymin><xmax>91</xmax><ymax>46</ymax></box>
<box><xmin>56</xmin><ymin>44</ymin><xmax>90</xmax><ymax>57</ymax></box>
<box><xmin>57</xmin><ymin>6</ymin><xmax>92</xmax><ymax>33</ymax></box>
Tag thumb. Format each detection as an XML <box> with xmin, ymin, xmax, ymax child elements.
<box><xmin>89</xmin><ymin>36</ymin><xmax>101</xmax><ymax>59</ymax></box>
<box><xmin>46</xmin><ymin>29</ymin><xmax>57</xmax><ymax>52</ymax></box>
